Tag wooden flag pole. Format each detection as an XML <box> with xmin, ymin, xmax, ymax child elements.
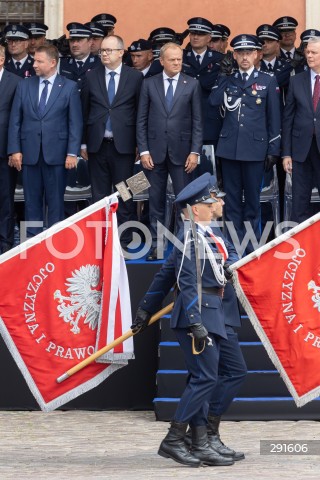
<box><xmin>56</xmin><ymin>302</ymin><xmax>174</xmax><ymax>383</ymax></box>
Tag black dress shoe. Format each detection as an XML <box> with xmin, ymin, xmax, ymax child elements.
<box><xmin>146</xmin><ymin>247</ymin><xmax>158</xmax><ymax>261</ymax></box>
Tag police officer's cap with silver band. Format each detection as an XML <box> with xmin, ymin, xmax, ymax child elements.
<box><xmin>272</xmin><ymin>16</ymin><xmax>298</xmax><ymax>32</ymax></box>
<box><xmin>174</xmin><ymin>173</ymin><xmax>218</xmax><ymax>208</ymax></box>
<box><xmin>187</xmin><ymin>17</ymin><xmax>213</xmax><ymax>35</ymax></box>
<box><xmin>66</xmin><ymin>22</ymin><xmax>92</xmax><ymax>38</ymax></box>
<box><xmin>24</xmin><ymin>22</ymin><xmax>48</xmax><ymax>37</ymax></box>
<box><xmin>300</xmin><ymin>29</ymin><xmax>320</xmax><ymax>43</ymax></box>
<box><xmin>4</xmin><ymin>24</ymin><xmax>30</xmax><ymax>40</ymax></box>
<box><xmin>149</xmin><ymin>27</ymin><xmax>176</xmax><ymax>43</ymax></box>
<box><xmin>211</xmin><ymin>24</ymin><xmax>224</xmax><ymax>39</ymax></box>
<box><xmin>90</xmin><ymin>13</ymin><xmax>117</xmax><ymax>29</ymax></box>
<box><xmin>84</xmin><ymin>22</ymin><xmax>105</xmax><ymax>38</ymax></box>
<box><xmin>231</xmin><ymin>34</ymin><xmax>260</xmax><ymax>50</ymax></box>
<box><xmin>256</xmin><ymin>24</ymin><xmax>282</xmax><ymax>41</ymax></box>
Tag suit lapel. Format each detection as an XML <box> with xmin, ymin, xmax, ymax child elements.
<box><xmin>155</xmin><ymin>73</ymin><xmax>167</xmax><ymax>112</ymax></box>
<box><xmin>304</xmin><ymin>71</ymin><xmax>314</xmax><ymax>112</ymax></box>
<box><xmin>112</xmin><ymin>65</ymin><xmax>129</xmax><ymax>106</ymax></box>
<box><xmin>0</xmin><ymin>69</ymin><xmax>9</xmax><ymax>94</ymax></box>
<box><xmin>97</xmin><ymin>65</ymin><xmax>109</xmax><ymax>107</ymax></box>
<box><xmin>29</xmin><ymin>76</ymin><xmax>40</xmax><ymax>116</ymax></box>
<box><xmin>171</xmin><ymin>74</ymin><xmax>188</xmax><ymax>110</ymax></box>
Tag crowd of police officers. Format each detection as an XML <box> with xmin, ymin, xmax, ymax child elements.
<box><xmin>0</xmin><ymin>13</ymin><xmax>319</xmax><ymax>255</ymax></box>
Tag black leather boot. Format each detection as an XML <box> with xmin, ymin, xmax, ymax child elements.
<box><xmin>158</xmin><ymin>422</ymin><xmax>202</xmax><ymax>467</ymax></box>
<box><xmin>207</xmin><ymin>414</ymin><xmax>245</xmax><ymax>461</ymax></box>
<box><xmin>190</xmin><ymin>425</ymin><xmax>234</xmax><ymax>466</ymax></box>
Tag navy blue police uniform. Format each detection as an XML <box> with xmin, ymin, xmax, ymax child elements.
<box><xmin>272</xmin><ymin>16</ymin><xmax>298</xmax><ymax>63</ymax></box>
<box><xmin>60</xmin><ymin>23</ymin><xmax>100</xmax><ymax>92</ymax></box>
<box><xmin>209</xmin><ymin>34</ymin><xmax>281</xmax><ymax>254</ymax></box>
<box><xmin>3</xmin><ymin>24</ymin><xmax>35</xmax><ymax>78</ymax></box>
<box><xmin>182</xmin><ymin>18</ymin><xmax>224</xmax><ymax>146</ymax></box>
<box><xmin>133</xmin><ymin>174</ymin><xmax>246</xmax><ymax>463</ymax></box>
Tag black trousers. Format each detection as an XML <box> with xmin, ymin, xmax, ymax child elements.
<box><xmin>292</xmin><ymin>136</ymin><xmax>320</xmax><ymax>224</ymax></box>
<box><xmin>88</xmin><ymin>140</ymin><xmax>136</xmax><ymax>244</ymax></box>
<box><xmin>0</xmin><ymin>157</ymin><xmax>17</xmax><ymax>251</ymax></box>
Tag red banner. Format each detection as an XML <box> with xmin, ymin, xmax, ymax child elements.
<box><xmin>233</xmin><ymin>213</ymin><xmax>320</xmax><ymax>406</ymax></box>
<box><xmin>0</xmin><ymin>195</ymin><xmax>133</xmax><ymax>411</ymax></box>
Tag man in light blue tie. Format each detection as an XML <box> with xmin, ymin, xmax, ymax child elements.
<box><xmin>8</xmin><ymin>44</ymin><xmax>82</xmax><ymax>237</ymax></box>
<box><xmin>81</xmin><ymin>35</ymin><xmax>143</xmax><ymax>248</ymax></box>
<box><xmin>136</xmin><ymin>42</ymin><xmax>203</xmax><ymax>260</ymax></box>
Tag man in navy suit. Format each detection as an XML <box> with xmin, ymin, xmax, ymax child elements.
<box><xmin>0</xmin><ymin>45</ymin><xmax>21</xmax><ymax>253</ymax></box>
<box><xmin>8</xmin><ymin>44</ymin><xmax>82</xmax><ymax>237</ymax></box>
<box><xmin>209</xmin><ymin>34</ymin><xmax>281</xmax><ymax>254</ymax></box>
<box><xmin>81</xmin><ymin>34</ymin><xmax>143</xmax><ymax>247</ymax></box>
<box><xmin>137</xmin><ymin>42</ymin><xmax>203</xmax><ymax>260</ymax></box>
<box><xmin>282</xmin><ymin>36</ymin><xmax>320</xmax><ymax>223</ymax></box>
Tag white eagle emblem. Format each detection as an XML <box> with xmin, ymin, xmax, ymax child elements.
<box><xmin>54</xmin><ymin>265</ymin><xmax>102</xmax><ymax>334</ymax></box>
<box><xmin>308</xmin><ymin>274</ymin><xmax>320</xmax><ymax>312</ymax></box>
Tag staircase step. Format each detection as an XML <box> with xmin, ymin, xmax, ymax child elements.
<box><xmin>158</xmin><ymin>341</ymin><xmax>274</xmax><ymax>370</ymax></box>
<box><xmin>154</xmin><ymin>397</ymin><xmax>320</xmax><ymax>422</ymax></box>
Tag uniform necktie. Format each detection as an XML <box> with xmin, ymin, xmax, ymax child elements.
<box><xmin>38</xmin><ymin>79</ymin><xmax>49</xmax><ymax>117</ymax></box>
<box><xmin>242</xmin><ymin>72</ymin><xmax>248</xmax><ymax>84</ymax></box>
<box><xmin>106</xmin><ymin>71</ymin><xmax>116</xmax><ymax>131</ymax></box>
<box><xmin>268</xmin><ymin>63</ymin><xmax>273</xmax><ymax>72</ymax></box>
<box><xmin>313</xmin><ymin>75</ymin><xmax>320</xmax><ymax>112</ymax></box>
<box><xmin>165</xmin><ymin>78</ymin><xmax>174</xmax><ymax>111</ymax></box>
<box><xmin>15</xmin><ymin>61</ymin><xmax>21</xmax><ymax>70</ymax></box>
<box><xmin>196</xmin><ymin>54</ymin><xmax>201</xmax><ymax>65</ymax></box>
<box><xmin>77</xmin><ymin>60</ymin><xmax>84</xmax><ymax>69</ymax></box>
<box><xmin>286</xmin><ymin>51</ymin><xmax>292</xmax><ymax>59</ymax></box>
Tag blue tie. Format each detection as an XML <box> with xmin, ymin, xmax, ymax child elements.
<box><xmin>166</xmin><ymin>78</ymin><xmax>174</xmax><ymax>111</ymax></box>
<box><xmin>38</xmin><ymin>80</ymin><xmax>49</xmax><ymax>117</ymax></box>
<box><xmin>106</xmin><ymin>71</ymin><xmax>116</xmax><ymax>131</ymax></box>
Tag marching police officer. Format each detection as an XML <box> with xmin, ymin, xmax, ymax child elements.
<box><xmin>209</xmin><ymin>34</ymin><xmax>281</xmax><ymax>254</ymax></box>
<box><xmin>60</xmin><ymin>22</ymin><xmax>100</xmax><ymax>92</ymax></box>
<box><xmin>132</xmin><ymin>173</ymin><xmax>239</xmax><ymax>467</ymax></box>
<box><xmin>4</xmin><ymin>24</ymin><xmax>35</xmax><ymax>78</ymax></box>
<box><xmin>132</xmin><ymin>173</ymin><xmax>247</xmax><ymax>463</ymax></box>
<box><xmin>182</xmin><ymin>17</ymin><xmax>224</xmax><ymax>147</ymax></box>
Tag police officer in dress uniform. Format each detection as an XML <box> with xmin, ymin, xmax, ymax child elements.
<box><xmin>256</xmin><ymin>24</ymin><xmax>292</xmax><ymax>95</ymax></box>
<box><xmin>84</xmin><ymin>21</ymin><xmax>105</xmax><ymax>56</ymax></box>
<box><xmin>4</xmin><ymin>24</ymin><xmax>35</xmax><ymax>78</ymax></box>
<box><xmin>132</xmin><ymin>173</ymin><xmax>235</xmax><ymax>467</ymax></box>
<box><xmin>60</xmin><ymin>23</ymin><xmax>100</xmax><ymax>93</ymax></box>
<box><xmin>182</xmin><ymin>17</ymin><xmax>224</xmax><ymax>148</ymax></box>
<box><xmin>209</xmin><ymin>34</ymin><xmax>281</xmax><ymax>255</ymax></box>
<box><xmin>272</xmin><ymin>16</ymin><xmax>298</xmax><ymax>62</ymax></box>
<box><xmin>24</xmin><ymin>22</ymin><xmax>48</xmax><ymax>57</ymax></box>
<box><xmin>132</xmin><ymin>173</ymin><xmax>246</xmax><ymax>463</ymax></box>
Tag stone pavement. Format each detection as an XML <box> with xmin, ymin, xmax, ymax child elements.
<box><xmin>0</xmin><ymin>411</ymin><xmax>319</xmax><ymax>479</ymax></box>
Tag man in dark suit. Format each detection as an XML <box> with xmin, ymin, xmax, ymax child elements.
<box><xmin>81</xmin><ymin>34</ymin><xmax>143</xmax><ymax>246</ymax></box>
<box><xmin>3</xmin><ymin>24</ymin><xmax>35</xmax><ymax>78</ymax></box>
<box><xmin>137</xmin><ymin>42</ymin><xmax>203</xmax><ymax>260</ymax></box>
<box><xmin>0</xmin><ymin>45</ymin><xmax>21</xmax><ymax>253</ymax></box>
<box><xmin>8</xmin><ymin>44</ymin><xmax>82</xmax><ymax>237</ymax></box>
<box><xmin>209</xmin><ymin>34</ymin><xmax>281</xmax><ymax>255</ymax></box>
<box><xmin>282</xmin><ymin>36</ymin><xmax>320</xmax><ymax>223</ymax></box>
